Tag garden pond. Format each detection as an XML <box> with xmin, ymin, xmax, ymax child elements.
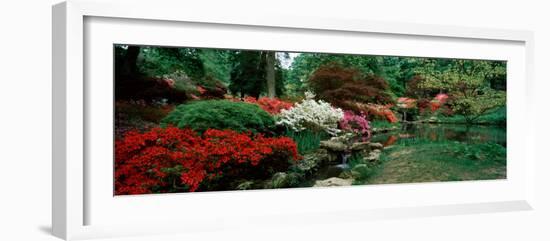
<box><xmin>300</xmin><ymin>123</ymin><xmax>507</xmax><ymax>187</ymax></box>
<box><xmin>371</xmin><ymin>123</ymin><xmax>506</xmax><ymax>147</ymax></box>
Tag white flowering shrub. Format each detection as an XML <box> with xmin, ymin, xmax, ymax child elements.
<box><xmin>278</xmin><ymin>91</ymin><xmax>344</xmax><ymax>136</ymax></box>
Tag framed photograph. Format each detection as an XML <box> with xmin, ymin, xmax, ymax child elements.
<box><xmin>53</xmin><ymin>0</ymin><xmax>535</xmax><ymax>240</ymax></box>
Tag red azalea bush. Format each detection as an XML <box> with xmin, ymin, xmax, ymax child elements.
<box><xmin>416</xmin><ymin>93</ymin><xmax>452</xmax><ymax>115</ymax></box>
<box><xmin>115</xmin><ymin>127</ymin><xmax>300</xmax><ymax>195</ymax></box>
<box><xmin>243</xmin><ymin>97</ymin><xmax>293</xmax><ymax>115</ymax></box>
<box><xmin>429</xmin><ymin>93</ymin><xmax>449</xmax><ymax>112</ymax></box>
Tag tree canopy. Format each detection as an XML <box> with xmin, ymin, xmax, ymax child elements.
<box><xmin>114</xmin><ymin>44</ymin><xmax>506</xmax><ymax>124</ymax></box>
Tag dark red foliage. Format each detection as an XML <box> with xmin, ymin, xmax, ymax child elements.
<box><xmin>116</xmin><ymin>77</ymin><xmax>188</xmax><ymax>103</ymax></box>
<box><xmin>195</xmin><ymin>76</ymin><xmax>228</xmax><ymax>100</ymax></box>
<box><xmin>115</xmin><ymin>127</ymin><xmax>300</xmax><ymax>195</ymax></box>
<box><xmin>308</xmin><ymin>63</ymin><xmax>393</xmax><ymax>114</ymax></box>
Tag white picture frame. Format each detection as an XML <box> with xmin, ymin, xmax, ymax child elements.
<box><xmin>52</xmin><ymin>0</ymin><xmax>535</xmax><ymax>240</ymax></box>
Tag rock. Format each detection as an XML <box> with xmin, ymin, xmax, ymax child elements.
<box><xmin>236</xmin><ymin>181</ymin><xmax>254</xmax><ymax>190</ymax></box>
<box><xmin>298</xmin><ymin>148</ymin><xmax>341</xmax><ymax>172</ymax></box>
<box><xmin>313</xmin><ymin>177</ymin><xmax>353</xmax><ymax>187</ymax></box>
<box><xmin>298</xmin><ymin>151</ymin><xmax>325</xmax><ymax>172</ymax></box>
<box><xmin>320</xmin><ymin>140</ymin><xmax>347</xmax><ymax>152</ymax></box>
<box><xmin>271</xmin><ymin>172</ymin><xmax>289</xmax><ymax>188</ymax></box>
<box><xmin>364</xmin><ymin>149</ymin><xmax>381</xmax><ymax>163</ymax></box>
<box><xmin>270</xmin><ymin>172</ymin><xmax>303</xmax><ymax>188</ymax></box>
<box><xmin>338</xmin><ymin>170</ymin><xmax>354</xmax><ymax>179</ymax></box>
<box><xmin>327</xmin><ymin>152</ymin><xmax>339</xmax><ymax>163</ymax></box>
<box><xmin>323</xmin><ymin>165</ymin><xmax>345</xmax><ymax>177</ymax></box>
<box><xmin>368</xmin><ymin>142</ymin><xmax>384</xmax><ymax>150</ymax></box>
<box><xmin>351</xmin><ymin>141</ymin><xmax>371</xmax><ymax>151</ymax></box>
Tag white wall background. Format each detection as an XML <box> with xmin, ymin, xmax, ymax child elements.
<box><xmin>0</xmin><ymin>0</ymin><xmax>548</xmax><ymax>240</ymax></box>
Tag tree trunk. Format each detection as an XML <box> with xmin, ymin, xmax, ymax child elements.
<box><xmin>122</xmin><ymin>46</ymin><xmax>141</xmax><ymax>77</ymax></box>
<box><xmin>265</xmin><ymin>52</ymin><xmax>276</xmax><ymax>98</ymax></box>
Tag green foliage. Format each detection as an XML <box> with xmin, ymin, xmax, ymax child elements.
<box><xmin>229</xmin><ymin>50</ymin><xmax>266</xmax><ymax>98</ymax></box>
<box><xmin>198</xmin><ymin>49</ymin><xmax>233</xmax><ymax>85</ymax></box>
<box><xmin>139</xmin><ymin>47</ymin><xmax>205</xmax><ymax>82</ymax></box>
<box><xmin>284</xmin><ymin>129</ymin><xmax>328</xmax><ymax>154</ymax></box>
<box><xmin>228</xmin><ymin>51</ymin><xmax>286</xmax><ymax>98</ymax></box>
<box><xmin>161</xmin><ymin>100</ymin><xmax>276</xmax><ymax>133</ymax></box>
<box><xmin>450</xmin><ymin>90</ymin><xmax>506</xmax><ymax>123</ymax></box>
<box><xmin>350</xmin><ymin>164</ymin><xmax>372</xmax><ymax>183</ymax></box>
<box><xmin>379</xmin><ymin>57</ymin><xmax>424</xmax><ymax>97</ymax></box>
<box><xmin>337</xmin><ymin>152</ymin><xmax>378</xmax><ymax>184</ymax></box>
<box><xmin>412</xmin><ymin>59</ymin><xmax>506</xmax><ymax>123</ymax></box>
<box><xmin>125</xmin><ymin>46</ymin><xmax>233</xmax><ymax>92</ymax></box>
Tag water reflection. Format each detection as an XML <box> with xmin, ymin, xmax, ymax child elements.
<box><xmin>372</xmin><ymin>123</ymin><xmax>506</xmax><ymax>147</ymax></box>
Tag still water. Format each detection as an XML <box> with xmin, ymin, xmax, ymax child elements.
<box><xmin>371</xmin><ymin>123</ymin><xmax>506</xmax><ymax>147</ymax></box>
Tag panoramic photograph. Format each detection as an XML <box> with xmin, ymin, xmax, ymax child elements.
<box><xmin>114</xmin><ymin>45</ymin><xmax>507</xmax><ymax>195</ymax></box>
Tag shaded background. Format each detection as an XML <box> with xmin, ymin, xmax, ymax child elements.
<box><xmin>0</xmin><ymin>0</ymin><xmax>548</xmax><ymax>240</ymax></box>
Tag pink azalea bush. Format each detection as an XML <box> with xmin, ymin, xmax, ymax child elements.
<box><xmin>339</xmin><ymin>111</ymin><xmax>371</xmax><ymax>138</ymax></box>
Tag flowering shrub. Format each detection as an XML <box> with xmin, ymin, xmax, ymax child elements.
<box><xmin>396</xmin><ymin>97</ymin><xmax>417</xmax><ymax>109</ymax></box>
<box><xmin>339</xmin><ymin>111</ymin><xmax>371</xmax><ymax>138</ymax></box>
<box><xmin>350</xmin><ymin>102</ymin><xmax>398</xmax><ymax>123</ymax></box>
<box><xmin>277</xmin><ymin>91</ymin><xmax>344</xmax><ymax>136</ymax></box>
<box><xmin>429</xmin><ymin>93</ymin><xmax>449</xmax><ymax>112</ymax></box>
<box><xmin>115</xmin><ymin>127</ymin><xmax>300</xmax><ymax>195</ymax></box>
<box><xmin>243</xmin><ymin>97</ymin><xmax>293</xmax><ymax>115</ymax></box>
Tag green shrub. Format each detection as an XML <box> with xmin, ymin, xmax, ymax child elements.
<box><xmin>161</xmin><ymin>100</ymin><xmax>276</xmax><ymax>133</ymax></box>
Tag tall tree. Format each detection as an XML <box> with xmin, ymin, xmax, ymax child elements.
<box><xmin>114</xmin><ymin>45</ymin><xmax>141</xmax><ymax>79</ymax></box>
<box><xmin>229</xmin><ymin>50</ymin><xmax>266</xmax><ymax>98</ymax></box>
<box><xmin>198</xmin><ymin>49</ymin><xmax>232</xmax><ymax>85</ymax></box>
<box><xmin>139</xmin><ymin>47</ymin><xmax>205</xmax><ymax>82</ymax></box>
<box><xmin>265</xmin><ymin>51</ymin><xmax>276</xmax><ymax>98</ymax></box>
<box><xmin>287</xmin><ymin>53</ymin><xmax>383</xmax><ymax>96</ymax></box>
<box><xmin>308</xmin><ymin>63</ymin><xmax>392</xmax><ymax>113</ymax></box>
<box><xmin>229</xmin><ymin>50</ymin><xmax>285</xmax><ymax>98</ymax></box>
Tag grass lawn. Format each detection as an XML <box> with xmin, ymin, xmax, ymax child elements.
<box><xmin>363</xmin><ymin>139</ymin><xmax>506</xmax><ymax>185</ymax></box>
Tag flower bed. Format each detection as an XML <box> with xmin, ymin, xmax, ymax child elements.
<box><xmin>115</xmin><ymin>127</ymin><xmax>300</xmax><ymax>194</ymax></box>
